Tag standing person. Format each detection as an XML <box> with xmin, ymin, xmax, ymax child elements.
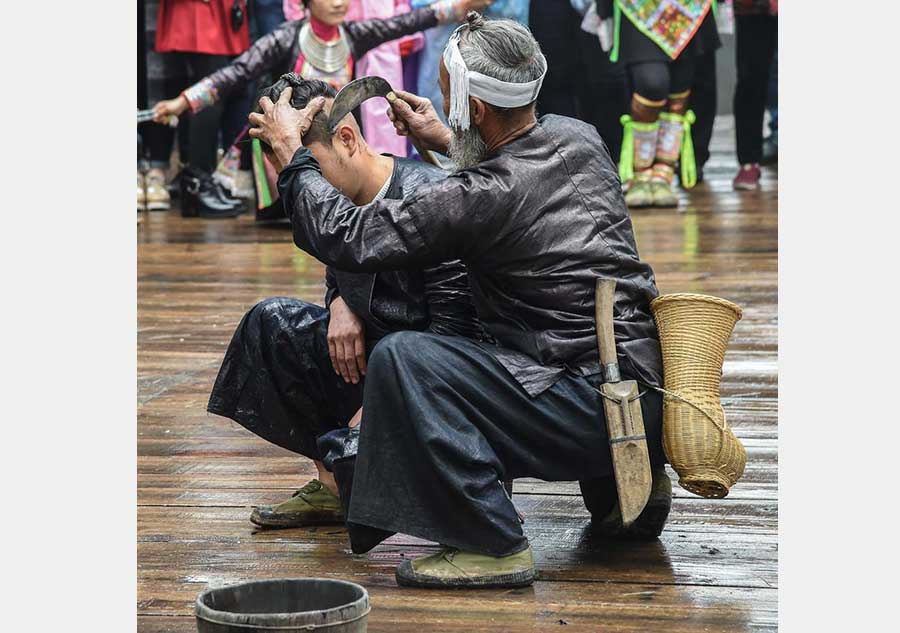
<box><xmin>732</xmin><ymin>0</ymin><xmax>777</xmax><ymax>189</ymax></box>
<box><xmin>153</xmin><ymin>0</ymin><xmax>491</xmax><ymax>220</ymax></box>
<box><xmin>761</xmin><ymin>44</ymin><xmax>777</xmax><ymax>164</ymax></box>
<box><xmin>532</xmin><ymin>0</ymin><xmax>627</xmax><ymax>161</ymax></box>
<box><xmin>250</xmin><ymin>12</ymin><xmax>671</xmax><ymax>588</ymax></box>
<box><xmin>255</xmin><ymin>0</ymin><xmax>288</xmax><ymax>34</ymax></box>
<box><xmin>530</xmin><ymin>0</ymin><xmax>583</xmax><ymax>119</ymax></box>
<box><xmin>688</xmin><ymin>48</ymin><xmax>717</xmax><ymax>183</ymax></box>
<box><xmin>153</xmin><ymin>0</ymin><xmax>250</xmax><ymax>218</ymax></box>
<box><xmin>139</xmin><ymin>0</ymin><xmax>183</xmax><ymax>213</ymax></box>
<box><xmin>216</xmin><ymin>0</ymin><xmax>290</xmax><ymax>201</ymax></box>
<box><xmin>600</xmin><ymin>0</ymin><xmax>720</xmax><ymax>208</ymax></box>
<box><xmin>345</xmin><ymin>0</ymin><xmax>419</xmax><ymax>158</ymax></box>
<box><xmin>572</xmin><ymin>0</ymin><xmax>628</xmax><ymax>162</ymax></box>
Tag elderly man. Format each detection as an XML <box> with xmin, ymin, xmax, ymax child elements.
<box><xmin>249</xmin><ymin>12</ymin><xmax>671</xmax><ymax>589</ymax></box>
<box><xmin>209</xmin><ymin>74</ymin><xmax>484</xmax><ymax>529</ymax></box>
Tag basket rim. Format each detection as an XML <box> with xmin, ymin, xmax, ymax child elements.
<box><xmin>650</xmin><ymin>293</ymin><xmax>743</xmax><ymax>319</ymax></box>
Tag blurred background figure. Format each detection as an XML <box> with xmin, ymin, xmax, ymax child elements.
<box><xmin>761</xmin><ymin>43</ymin><xmax>777</xmax><ymax>165</ymax></box>
<box><xmin>687</xmin><ymin>47</ymin><xmax>717</xmax><ymax>184</ymax></box>
<box><xmin>530</xmin><ymin>1</ymin><xmax>627</xmax><ymax>161</ymax></box>
<box><xmin>148</xmin><ymin>0</ymin><xmax>251</xmax><ymax>218</ymax></box>
<box><xmin>601</xmin><ymin>0</ymin><xmax>719</xmax><ymax>209</ymax></box>
<box><xmin>154</xmin><ymin>0</ymin><xmax>488</xmax><ymax>221</ymax></box>
<box><xmin>346</xmin><ymin>1</ymin><xmax>423</xmax><ymax>158</ymax></box>
<box><xmin>732</xmin><ymin>0</ymin><xmax>777</xmax><ymax>190</ymax></box>
<box><xmin>215</xmin><ymin>0</ymin><xmax>290</xmax><ymax>202</ymax></box>
<box><xmin>284</xmin><ymin>0</ymin><xmax>421</xmax><ymax>157</ymax></box>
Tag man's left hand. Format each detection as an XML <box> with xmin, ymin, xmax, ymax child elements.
<box><xmin>248</xmin><ymin>87</ymin><xmax>325</xmax><ymax>171</ymax></box>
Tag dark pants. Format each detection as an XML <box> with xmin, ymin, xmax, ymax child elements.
<box><xmin>734</xmin><ymin>14</ymin><xmax>778</xmax><ymax>165</ymax></box>
<box><xmin>219</xmin><ymin>0</ymin><xmax>287</xmax><ymax>171</ymax></box>
<box><xmin>691</xmin><ymin>50</ymin><xmax>718</xmax><ymax>170</ymax></box>
<box><xmin>142</xmin><ymin>52</ymin><xmax>232</xmax><ymax>172</ymax></box>
<box><xmin>530</xmin><ymin>0</ymin><xmax>627</xmax><ymax>161</ymax></box>
<box><xmin>208</xmin><ymin>298</ymin><xmax>363</xmax><ymax>460</ymax></box>
<box><xmin>530</xmin><ymin>0</ymin><xmax>584</xmax><ymax>118</ymax></box>
<box><xmin>346</xmin><ymin>332</ymin><xmax>665</xmax><ymax>557</ymax></box>
<box><xmin>628</xmin><ymin>56</ymin><xmax>696</xmax><ymax>102</ymax></box>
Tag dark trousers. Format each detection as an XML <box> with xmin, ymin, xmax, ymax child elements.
<box><xmin>142</xmin><ymin>52</ymin><xmax>232</xmax><ymax>172</ymax></box>
<box><xmin>346</xmin><ymin>332</ymin><xmax>665</xmax><ymax>557</ymax></box>
<box><xmin>734</xmin><ymin>14</ymin><xmax>777</xmax><ymax>165</ymax></box>
<box><xmin>208</xmin><ymin>298</ymin><xmax>363</xmax><ymax>460</ymax></box>
<box><xmin>691</xmin><ymin>49</ymin><xmax>718</xmax><ymax>170</ymax></box>
<box><xmin>530</xmin><ymin>0</ymin><xmax>628</xmax><ymax>161</ymax></box>
<box><xmin>530</xmin><ymin>0</ymin><xmax>584</xmax><ymax>118</ymax></box>
<box><xmin>627</xmin><ymin>56</ymin><xmax>696</xmax><ymax>102</ymax></box>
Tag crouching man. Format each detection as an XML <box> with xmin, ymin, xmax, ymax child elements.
<box><xmin>208</xmin><ymin>74</ymin><xmax>485</xmax><ymax>529</ymax></box>
<box><xmin>250</xmin><ymin>13</ymin><xmax>672</xmax><ymax>589</ymax></box>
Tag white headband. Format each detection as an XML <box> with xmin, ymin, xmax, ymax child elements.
<box><xmin>441</xmin><ymin>27</ymin><xmax>545</xmax><ymax>131</ymax></box>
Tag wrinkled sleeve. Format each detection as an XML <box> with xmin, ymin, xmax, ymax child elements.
<box><xmin>344</xmin><ymin>7</ymin><xmax>439</xmax><ymax>59</ymax></box>
<box><xmin>184</xmin><ymin>22</ymin><xmax>297</xmax><ymax>112</ymax></box>
<box><xmin>324</xmin><ymin>266</ymin><xmax>340</xmax><ymax>308</ymax></box>
<box><xmin>422</xmin><ymin>260</ymin><xmax>485</xmax><ymax>339</ymax></box>
<box><xmin>277</xmin><ymin>147</ymin><xmax>485</xmax><ymax>272</ymax></box>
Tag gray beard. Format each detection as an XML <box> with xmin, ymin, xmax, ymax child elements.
<box><xmin>447</xmin><ymin>126</ymin><xmax>487</xmax><ymax>170</ymax></box>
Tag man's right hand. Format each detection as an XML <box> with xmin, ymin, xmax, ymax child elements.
<box><xmin>327</xmin><ymin>297</ymin><xmax>367</xmax><ymax>384</ymax></box>
<box><xmin>152</xmin><ymin>96</ymin><xmax>189</xmax><ymax>124</ymax></box>
<box><xmin>386</xmin><ymin>90</ymin><xmax>452</xmax><ymax>153</ymax></box>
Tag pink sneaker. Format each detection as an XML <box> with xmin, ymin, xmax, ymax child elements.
<box><xmin>733</xmin><ymin>164</ymin><xmax>761</xmax><ymax>190</ymax></box>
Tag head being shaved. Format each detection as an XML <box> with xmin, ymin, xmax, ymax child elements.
<box><xmin>255</xmin><ymin>74</ymin><xmax>341</xmax><ymax>150</ymax></box>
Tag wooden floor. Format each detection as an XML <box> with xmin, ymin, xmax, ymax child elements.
<box><xmin>137</xmin><ymin>118</ymin><xmax>777</xmax><ymax>632</ymax></box>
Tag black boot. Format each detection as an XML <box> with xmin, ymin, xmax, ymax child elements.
<box><xmin>180</xmin><ymin>167</ymin><xmax>244</xmax><ymax>218</ymax></box>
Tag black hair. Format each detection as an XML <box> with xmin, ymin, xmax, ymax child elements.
<box><xmin>255</xmin><ymin>73</ymin><xmax>338</xmax><ymax>150</ymax></box>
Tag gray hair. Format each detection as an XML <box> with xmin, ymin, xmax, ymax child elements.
<box><xmin>456</xmin><ymin>12</ymin><xmax>547</xmax><ymax>108</ymax></box>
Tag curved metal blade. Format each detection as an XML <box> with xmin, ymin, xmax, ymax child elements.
<box><xmin>328</xmin><ymin>76</ymin><xmax>394</xmax><ymax>132</ymax></box>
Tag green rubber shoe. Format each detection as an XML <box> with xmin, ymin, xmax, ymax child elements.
<box><xmin>624</xmin><ymin>180</ymin><xmax>653</xmax><ymax>208</ymax></box>
<box><xmin>396</xmin><ymin>544</ymin><xmax>535</xmax><ymax>589</ymax></box>
<box><xmin>593</xmin><ymin>468</ymin><xmax>673</xmax><ymax>540</ymax></box>
<box><xmin>649</xmin><ymin>180</ymin><xmax>678</xmax><ymax>207</ymax></box>
<box><xmin>250</xmin><ymin>480</ymin><xmax>344</xmax><ymax>529</ymax></box>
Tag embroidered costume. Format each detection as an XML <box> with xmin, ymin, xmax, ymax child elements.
<box><xmin>598</xmin><ymin>0</ymin><xmax>719</xmax><ymax>207</ymax></box>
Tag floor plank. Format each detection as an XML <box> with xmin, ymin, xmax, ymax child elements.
<box><xmin>137</xmin><ymin>117</ymin><xmax>778</xmax><ymax>631</ymax></box>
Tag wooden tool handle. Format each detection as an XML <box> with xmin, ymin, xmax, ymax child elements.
<box><xmin>595</xmin><ymin>278</ymin><xmax>618</xmax><ymax>369</ymax></box>
<box><xmin>386</xmin><ymin>91</ymin><xmax>442</xmax><ymax>168</ymax></box>
<box><xmin>411</xmin><ymin>137</ymin><xmax>442</xmax><ymax>168</ymax></box>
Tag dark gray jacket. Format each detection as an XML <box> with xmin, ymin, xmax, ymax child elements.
<box><xmin>324</xmin><ymin>157</ymin><xmax>484</xmax><ymax>347</ymax></box>
<box><xmin>279</xmin><ymin>115</ymin><xmax>663</xmax><ymax>396</ymax></box>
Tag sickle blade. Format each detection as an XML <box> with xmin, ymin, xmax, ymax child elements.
<box><xmin>328</xmin><ymin>76</ymin><xmax>394</xmax><ymax>132</ymax></box>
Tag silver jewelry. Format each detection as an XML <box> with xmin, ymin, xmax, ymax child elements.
<box><xmin>299</xmin><ymin>22</ymin><xmax>351</xmax><ymax>74</ymax></box>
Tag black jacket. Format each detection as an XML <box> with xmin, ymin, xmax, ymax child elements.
<box><xmin>325</xmin><ymin>157</ymin><xmax>484</xmax><ymax>348</ymax></box>
<box><xmin>203</xmin><ymin>8</ymin><xmax>441</xmax><ymax>101</ymax></box>
<box><xmin>279</xmin><ymin>115</ymin><xmax>664</xmax><ymax>396</ymax></box>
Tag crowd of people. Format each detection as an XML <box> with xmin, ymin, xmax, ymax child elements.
<box><xmin>137</xmin><ymin>0</ymin><xmax>777</xmax><ymax>218</ymax></box>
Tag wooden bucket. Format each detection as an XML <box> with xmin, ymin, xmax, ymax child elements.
<box><xmin>650</xmin><ymin>293</ymin><xmax>746</xmax><ymax>499</ymax></box>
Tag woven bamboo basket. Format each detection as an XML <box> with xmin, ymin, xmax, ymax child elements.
<box><xmin>650</xmin><ymin>293</ymin><xmax>746</xmax><ymax>499</ymax></box>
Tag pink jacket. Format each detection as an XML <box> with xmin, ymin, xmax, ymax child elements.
<box><xmin>284</xmin><ymin>0</ymin><xmax>424</xmax><ymax>157</ymax></box>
